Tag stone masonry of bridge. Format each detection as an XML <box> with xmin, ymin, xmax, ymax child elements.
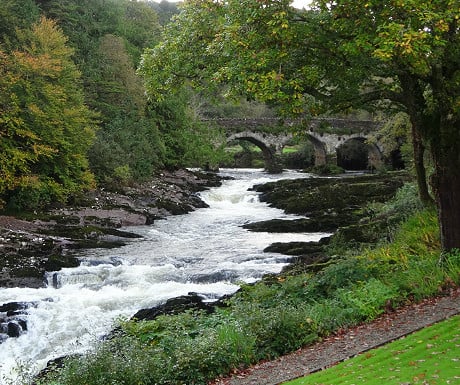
<box><xmin>205</xmin><ymin>118</ymin><xmax>383</xmax><ymax>172</ymax></box>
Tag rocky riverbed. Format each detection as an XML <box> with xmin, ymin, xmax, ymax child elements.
<box><xmin>244</xmin><ymin>171</ymin><xmax>411</xmax><ymax>275</ymax></box>
<box><xmin>0</xmin><ymin>169</ymin><xmax>411</xmax><ymax>289</ymax></box>
<box><xmin>0</xmin><ymin>169</ymin><xmax>223</xmax><ymax>289</ymax></box>
<box><xmin>125</xmin><ymin>171</ymin><xmax>412</xmax><ymax>327</ymax></box>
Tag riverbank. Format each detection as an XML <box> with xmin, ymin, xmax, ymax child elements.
<box><xmin>34</xmin><ymin>195</ymin><xmax>460</xmax><ymax>385</ymax></box>
<box><xmin>0</xmin><ymin>169</ymin><xmax>223</xmax><ymax>288</ymax></box>
<box><xmin>244</xmin><ymin>171</ymin><xmax>412</xmax><ymax>275</ymax></box>
<box><xmin>214</xmin><ymin>287</ymin><xmax>460</xmax><ymax>385</ymax></box>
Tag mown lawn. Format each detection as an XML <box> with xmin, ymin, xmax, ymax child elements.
<box><xmin>284</xmin><ymin>315</ymin><xmax>460</xmax><ymax>385</ymax></box>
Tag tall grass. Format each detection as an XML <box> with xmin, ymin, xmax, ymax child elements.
<box><xmin>36</xmin><ymin>184</ymin><xmax>460</xmax><ymax>385</ymax></box>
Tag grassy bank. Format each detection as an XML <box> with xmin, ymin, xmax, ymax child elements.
<box><xmin>284</xmin><ymin>314</ymin><xmax>460</xmax><ymax>385</ymax></box>
<box><xmin>33</xmin><ymin>183</ymin><xmax>460</xmax><ymax>385</ymax></box>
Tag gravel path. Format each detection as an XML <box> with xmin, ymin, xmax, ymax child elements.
<box><xmin>213</xmin><ymin>287</ymin><xmax>460</xmax><ymax>385</ymax></box>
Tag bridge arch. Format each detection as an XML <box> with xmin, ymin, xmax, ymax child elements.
<box><xmin>207</xmin><ymin>118</ymin><xmax>386</xmax><ymax>172</ymax></box>
<box><xmin>336</xmin><ymin>137</ymin><xmax>383</xmax><ymax>170</ymax></box>
<box><xmin>226</xmin><ymin>132</ymin><xmax>284</xmax><ymax>173</ymax></box>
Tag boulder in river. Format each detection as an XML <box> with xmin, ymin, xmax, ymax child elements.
<box><xmin>131</xmin><ymin>293</ymin><xmax>214</xmax><ymax>321</ymax></box>
<box><xmin>0</xmin><ymin>301</ymin><xmax>34</xmax><ymax>342</ymax></box>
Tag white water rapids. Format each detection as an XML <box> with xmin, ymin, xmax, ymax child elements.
<box><xmin>0</xmin><ymin>169</ymin><xmax>330</xmax><ymax>383</ymax></box>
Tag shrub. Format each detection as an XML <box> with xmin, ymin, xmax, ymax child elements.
<box><xmin>307</xmin><ymin>163</ymin><xmax>344</xmax><ymax>175</ymax></box>
<box><xmin>113</xmin><ymin>165</ymin><xmax>133</xmax><ymax>185</ymax></box>
<box><xmin>307</xmin><ymin>257</ymin><xmax>377</xmax><ymax>299</ymax></box>
<box><xmin>388</xmin><ymin>257</ymin><xmax>446</xmax><ymax>301</ymax></box>
<box><xmin>308</xmin><ymin>298</ymin><xmax>362</xmax><ymax>334</ymax></box>
<box><xmin>380</xmin><ymin>182</ymin><xmax>424</xmax><ymax>218</ymax></box>
<box><xmin>160</xmin><ymin>323</ymin><xmax>255</xmax><ymax>384</ymax></box>
<box><xmin>6</xmin><ymin>176</ymin><xmax>66</xmax><ymax>211</ymax></box>
<box><xmin>335</xmin><ymin>279</ymin><xmax>398</xmax><ymax>320</ymax></box>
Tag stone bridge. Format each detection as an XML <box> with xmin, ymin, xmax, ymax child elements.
<box><xmin>205</xmin><ymin>118</ymin><xmax>383</xmax><ymax>172</ymax></box>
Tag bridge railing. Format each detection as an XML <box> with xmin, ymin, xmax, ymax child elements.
<box><xmin>202</xmin><ymin>117</ymin><xmax>380</xmax><ymax>135</ymax></box>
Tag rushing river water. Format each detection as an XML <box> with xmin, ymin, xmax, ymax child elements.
<box><xmin>0</xmin><ymin>169</ymin><xmax>330</xmax><ymax>383</ymax></box>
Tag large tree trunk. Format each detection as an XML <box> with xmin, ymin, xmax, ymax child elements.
<box><xmin>430</xmin><ymin>119</ymin><xmax>460</xmax><ymax>253</ymax></box>
<box><xmin>434</xmin><ymin>173</ymin><xmax>460</xmax><ymax>252</ymax></box>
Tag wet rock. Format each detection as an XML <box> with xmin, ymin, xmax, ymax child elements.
<box><xmin>249</xmin><ymin>171</ymin><xmax>411</xmax><ymax>274</ymax></box>
<box><xmin>132</xmin><ymin>293</ymin><xmax>214</xmax><ymax>322</ymax></box>
<box><xmin>243</xmin><ymin>216</ymin><xmax>344</xmax><ymax>233</ymax></box>
<box><xmin>190</xmin><ymin>271</ymin><xmax>240</xmax><ymax>284</ymax></box>
<box><xmin>264</xmin><ymin>238</ymin><xmax>332</xmax><ymax>275</ymax></box>
<box><xmin>7</xmin><ymin>321</ymin><xmax>22</xmax><ymax>337</ymax></box>
<box><xmin>264</xmin><ymin>238</ymin><xmax>330</xmax><ymax>256</ymax></box>
<box><xmin>0</xmin><ymin>301</ymin><xmax>29</xmax><ymax>315</ymax></box>
<box><xmin>18</xmin><ymin>319</ymin><xmax>27</xmax><ymax>331</ymax></box>
<box><xmin>0</xmin><ymin>301</ymin><xmax>33</xmax><ymax>342</ymax></box>
<box><xmin>42</xmin><ymin>254</ymin><xmax>80</xmax><ymax>271</ymax></box>
<box><xmin>252</xmin><ymin>172</ymin><xmax>409</xmax><ymax>217</ymax></box>
<box><xmin>250</xmin><ymin>172</ymin><xmax>409</xmax><ymax>237</ymax></box>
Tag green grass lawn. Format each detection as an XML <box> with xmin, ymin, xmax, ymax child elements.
<box><xmin>283</xmin><ymin>315</ymin><xmax>460</xmax><ymax>385</ymax></box>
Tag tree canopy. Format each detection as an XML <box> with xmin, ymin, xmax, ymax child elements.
<box><xmin>0</xmin><ymin>17</ymin><xmax>97</xmax><ymax>209</ymax></box>
<box><xmin>139</xmin><ymin>0</ymin><xmax>460</xmax><ymax>252</ymax></box>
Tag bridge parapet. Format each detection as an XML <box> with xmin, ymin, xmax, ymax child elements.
<box><xmin>203</xmin><ymin>117</ymin><xmax>380</xmax><ymax>135</ymax></box>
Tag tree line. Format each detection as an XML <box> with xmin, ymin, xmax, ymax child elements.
<box><xmin>0</xmin><ymin>0</ymin><xmax>226</xmax><ymax>211</ymax></box>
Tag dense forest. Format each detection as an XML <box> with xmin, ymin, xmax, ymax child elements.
<box><xmin>0</xmin><ymin>0</ymin><xmax>228</xmax><ymax>212</ymax></box>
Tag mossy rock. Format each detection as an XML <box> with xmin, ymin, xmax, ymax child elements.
<box><xmin>254</xmin><ymin>172</ymin><xmax>410</xmax><ymax>216</ymax></box>
<box><xmin>333</xmin><ymin>214</ymin><xmax>401</xmax><ymax>245</ymax></box>
<box><xmin>264</xmin><ymin>238</ymin><xmax>330</xmax><ymax>256</ymax></box>
<box><xmin>243</xmin><ymin>213</ymin><xmax>357</xmax><ymax>233</ymax></box>
<box><xmin>11</xmin><ymin>266</ymin><xmax>43</xmax><ymax>279</ymax></box>
<box><xmin>42</xmin><ymin>255</ymin><xmax>80</xmax><ymax>271</ymax></box>
<box><xmin>281</xmin><ymin>255</ymin><xmax>334</xmax><ymax>276</ymax></box>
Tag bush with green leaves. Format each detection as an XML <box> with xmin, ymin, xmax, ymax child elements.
<box><xmin>230</xmin><ymin>301</ymin><xmax>319</xmax><ymax>360</ymax></box>
<box><xmin>366</xmin><ymin>182</ymin><xmax>424</xmax><ymax>223</ymax></box>
<box><xmin>89</xmin><ymin>115</ymin><xmax>165</xmax><ymax>187</ymax></box>
<box><xmin>334</xmin><ymin>279</ymin><xmax>398</xmax><ymax>321</ymax></box>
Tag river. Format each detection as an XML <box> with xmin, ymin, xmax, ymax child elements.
<box><xmin>0</xmin><ymin>169</ymin><xmax>330</xmax><ymax>383</ymax></box>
